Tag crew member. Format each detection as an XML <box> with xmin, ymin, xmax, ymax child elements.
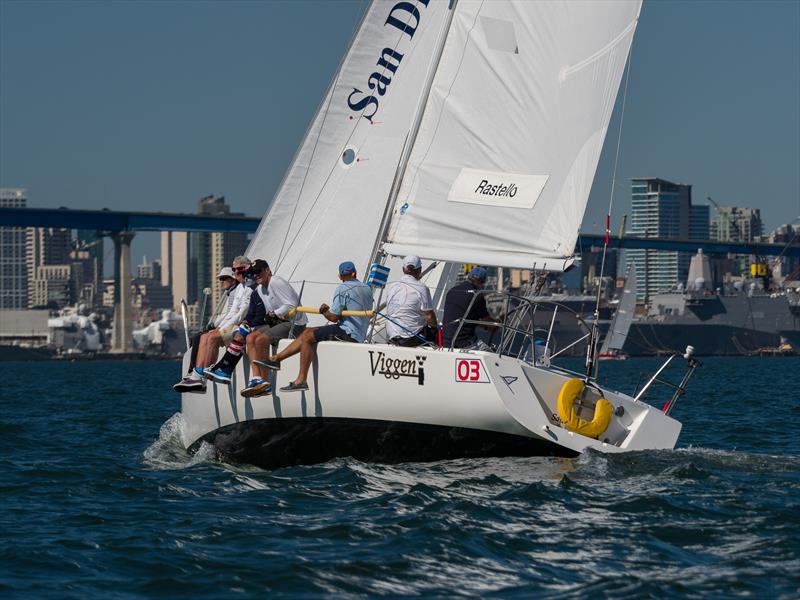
<box><xmin>258</xmin><ymin>260</ymin><xmax>373</xmax><ymax>393</ymax></box>
<box><xmin>441</xmin><ymin>266</ymin><xmax>496</xmax><ymax>349</ymax></box>
<box><xmin>205</xmin><ymin>259</ymin><xmax>307</xmax><ymax>397</ymax></box>
<box><xmin>384</xmin><ymin>255</ymin><xmax>437</xmax><ymax>346</ymax></box>
<box><xmin>173</xmin><ymin>266</ymin><xmax>239</xmax><ymax>393</ymax></box>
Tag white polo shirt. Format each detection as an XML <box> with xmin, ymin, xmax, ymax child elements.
<box><xmin>384</xmin><ymin>274</ymin><xmax>434</xmax><ymax>339</ymax></box>
<box><xmin>255</xmin><ymin>275</ymin><xmax>308</xmax><ymax>326</ymax></box>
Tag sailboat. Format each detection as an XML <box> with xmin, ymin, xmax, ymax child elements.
<box><xmin>598</xmin><ymin>267</ymin><xmax>637</xmax><ymax>360</ymax></box>
<box><xmin>178</xmin><ymin>0</ymin><xmax>699</xmax><ymax>469</ymax></box>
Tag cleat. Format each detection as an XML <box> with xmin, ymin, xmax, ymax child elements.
<box><xmin>253</xmin><ymin>358</ymin><xmax>281</xmax><ymax>371</ymax></box>
<box><xmin>279</xmin><ymin>381</ymin><xmax>309</xmax><ymax>393</ymax></box>
<box><xmin>241</xmin><ymin>378</ymin><xmax>271</xmax><ymax>398</ymax></box>
<box><xmin>204</xmin><ymin>368</ymin><xmax>232</xmax><ymax>385</ymax></box>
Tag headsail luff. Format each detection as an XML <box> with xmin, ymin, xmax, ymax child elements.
<box><xmin>383</xmin><ymin>0</ymin><xmax>642</xmax><ymax>271</ymax></box>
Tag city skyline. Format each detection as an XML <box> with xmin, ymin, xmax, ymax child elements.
<box><xmin>1</xmin><ymin>0</ymin><xmax>799</xmax><ymax>268</ymax></box>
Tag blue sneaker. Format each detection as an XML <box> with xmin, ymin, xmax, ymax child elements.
<box><xmin>194</xmin><ymin>367</ymin><xmax>205</xmax><ymax>378</ymax></box>
<box><xmin>241</xmin><ymin>378</ymin><xmax>271</xmax><ymax>398</ymax></box>
<box><xmin>204</xmin><ymin>368</ymin><xmax>232</xmax><ymax>385</ymax></box>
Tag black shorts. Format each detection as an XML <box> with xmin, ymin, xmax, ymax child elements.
<box><xmin>389</xmin><ymin>335</ymin><xmax>425</xmax><ymax>347</ymax></box>
<box><xmin>313</xmin><ymin>324</ymin><xmax>356</xmax><ymax>343</ymax></box>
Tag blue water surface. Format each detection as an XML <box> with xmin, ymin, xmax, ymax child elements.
<box><xmin>1</xmin><ymin>358</ymin><xmax>799</xmax><ymax>598</ymax></box>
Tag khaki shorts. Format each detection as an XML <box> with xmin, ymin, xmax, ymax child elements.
<box><xmin>253</xmin><ymin>321</ymin><xmax>305</xmax><ymax>341</ymax></box>
<box><xmin>218</xmin><ymin>324</ymin><xmax>238</xmax><ymax>345</ymax></box>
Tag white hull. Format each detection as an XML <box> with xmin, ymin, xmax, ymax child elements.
<box><xmin>180</xmin><ymin>342</ymin><xmax>681</xmax><ymax>468</ymax></box>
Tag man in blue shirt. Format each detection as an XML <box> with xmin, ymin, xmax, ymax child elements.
<box><xmin>257</xmin><ymin>260</ymin><xmax>373</xmax><ymax>393</ymax></box>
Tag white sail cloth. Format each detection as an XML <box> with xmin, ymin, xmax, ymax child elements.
<box><xmin>384</xmin><ymin>0</ymin><xmax>642</xmax><ymax>271</ymax></box>
<box><xmin>246</xmin><ymin>1</ymin><xmax>453</xmax><ymax>308</ymax></box>
<box><xmin>600</xmin><ymin>266</ymin><xmax>637</xmax><ymax>353</ymax></box>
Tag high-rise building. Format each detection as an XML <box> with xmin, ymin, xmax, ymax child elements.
<box><xmin>0</xmin><ymin>188</ymin><xmax>28</xmax><ymax>309</ymax></box>
<box><xmin>29</xmin><ymin>265</ymin><xmax>73</xmax><ymax>308</ymax></box>
<box><xmin>137</xmin><ymin>256</ymin><xmax>162</xmax><ymax>281</ymax></box>
<box><xmin>710</xmin><ymin>206</ymin><xmax>763</xmax><ymax>242</ymax></box>
<box><xmin>161</xmin><ymin>231</ymin><xmax>190</xmax><ymax>310</ymax></box>
<box><xmin>762</xmin><ymin>223</ymin><xmax>800</xmax><ymax>283</ymax></box>
<box><xmin>709</xmin><ymin>206</ymin><xmax>764</xmax><ymax>278</ymax></box>
<box><xmin>210</xmin><ymin>230</ymin><xmax>248</xmax><ymax>312</ymax></box>
<box><xmin>625</xmin><ymin>177</ymin><xmax>693</xmax><ymax>301</ymax></box>
<box><xmin>690</xmin><ymin>204</ymin><xmax>710</xmax><ymax>240</ymax></box>
<box><xmin>161</xmin><ymin>196</ymin><xmax>249</xmax><ymax>313</ymax></box>
<box><xmin>75</xmin><ymin>229</ymin><xmax>104</xmax><ymax>304</ymax></box>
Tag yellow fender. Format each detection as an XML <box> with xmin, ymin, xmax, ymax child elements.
<box><xmin>557</xmin><ymin>378</ymin><xmax>613</xmax><ymax>439</ymax></box>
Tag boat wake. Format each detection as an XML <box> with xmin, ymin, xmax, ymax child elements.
<box><xmin>142</xmin><ymin>412</ymin><xmax>218</xmax><ymax>470</ymax></box>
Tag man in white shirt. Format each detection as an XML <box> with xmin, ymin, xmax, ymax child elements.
<box><xmin>173</xmin><ymin>265</ymin><xmax>240</xmax><ymax>393</ymax></box>
<box><xmin>242</xmin><ymin>260</ymin><xmax>307</xmax><ymax>396</ymax></box>
<box><xmin>173</xmin><ymin>256</ymin><xmax>253</xmax><ymax>392</ymax></box>
<box><xmin>383</xmin><ymin>255</ymin><xmax>438</xmax><ymax>347</ymax></box>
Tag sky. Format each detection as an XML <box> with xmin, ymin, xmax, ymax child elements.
<box><xmin>1</xmin><ymin>0</ymin><xmax>799</xmax><ymax>272</ymax></box>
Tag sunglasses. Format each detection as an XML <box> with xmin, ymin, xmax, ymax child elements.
<box><xmin>233</xmin><ymin>266</ymin><xmax>249</xmax><ymax>273</ymax></box>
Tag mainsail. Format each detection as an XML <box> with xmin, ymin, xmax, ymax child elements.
<box><xmin>247</xmin><ymin>1</ymin><xmax>455</xmax><ymax>305</ymax></box>
<box><xmin>600</xmin><ymin>266</ymin><xmax>637</xmax><ymax>354</ymax></box>
<box><xmin>383</xmin><ymin>0</ymin><xmax>642</xmax><ymax>271</ymax></box>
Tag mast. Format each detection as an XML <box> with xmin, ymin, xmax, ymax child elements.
<box><xmin>367</xmin><ymin>0</ymin><xmax>459</xmax><ymax>269</ymax></box>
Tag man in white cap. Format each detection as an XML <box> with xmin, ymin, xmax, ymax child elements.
<box><xmin>383</xmin><ymin>255</ymin><xmax>438</xmax><ymax>346</ymax></box>
<box><xmin>173</xmin><ymin>264</ymin><xmax>244</xmax><ymax>393</ymax></box>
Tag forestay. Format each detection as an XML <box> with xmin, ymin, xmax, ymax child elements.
<box><xmin>384</xmin><ymin>0</ymin><xmax>642</xmax><ymax>271</ymax></box>
<box><xmin>246</xmin><ymin>0</ymin><xmax>453</xmax><ymax>308</ymax></box>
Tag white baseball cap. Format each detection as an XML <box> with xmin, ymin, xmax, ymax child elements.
<box><xmin>217</xmin><ymin>267</ymin><xmax>235</xmax><ymax>279</ymax></box>
<box><xmin>402</xmin><ymin>255</ymin><xmax>422</xmax><ymax>270</ymax></box>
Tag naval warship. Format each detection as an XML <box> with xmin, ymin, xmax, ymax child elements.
<box><xmin>623</xmin><ymin>250</ymin><xmax>800</xmax><ymax>356</ymax></box>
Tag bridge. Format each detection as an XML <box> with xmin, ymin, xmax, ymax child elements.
<box><xmin>2</xmin><ymin>207</ymin><xmax>797</xmax><ymax>352</ymax></box>
<box><xmin>3</xmin><ymin>207</ymin><xmax>795</xmax><ymax>256</ymax></box>
<box><xmin>1</xmin><ymin>207</ymin><xmax>261</xmax><ymax>353</ymax></box>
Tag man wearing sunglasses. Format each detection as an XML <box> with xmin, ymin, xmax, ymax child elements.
<box><xmin>204</xmin><ymin>259</ymin><xmax>306</xmax><ymax>397</ymax></box>
<box><xmin>173</xmin><ymin>255</ymin><xmax>253</xmax><ymax>393</ymax></box>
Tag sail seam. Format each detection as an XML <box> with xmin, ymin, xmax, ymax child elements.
<box><xmin>560</xmin><ymin>20</ymin><xmax>636</xmax><ymax>80</ymax></box>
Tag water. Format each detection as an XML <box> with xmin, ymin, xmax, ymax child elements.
<box><xmin>2</xmin><ymin>358</ymin><xmax>799</xmax><ymax>598</ymax></box>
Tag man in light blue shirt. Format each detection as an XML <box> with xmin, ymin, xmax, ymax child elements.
<box><xmin>258</xmin><ymin>261</ymin><xmax>373</xmax><ymax>392</ymax></box>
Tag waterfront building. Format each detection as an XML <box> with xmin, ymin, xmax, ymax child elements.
<box><xmin>26</xmin><ymin>225</ymin><xmax>73</xmax><ymax>308</ymax></box>
<box><xmin>710</xmin><ymin>206</ymin><xmax>764</xmax><ymax>278</ymax></box>
<box><xmin>0</xmin><ymin>188</ymin><xmax>28</xmax><ymax>309</ymax></box>
<box><xmin>626</xmin><ymin>177</ymin><xmax>693</xmax><ymax>301</ymax></box>
<box><xmin>131</xmin><ymin>278</ymin><xmax>173</xmax><ymax>312</ymax></box>
<box><xmin>137</xmin><ymin>256</ymin><xmax>162</xmax><ymax>281</ymax></box>
<box><xmin>762</xmin><ymin>223</ymin><xmax>800</xmax><ymax>284</ymax></box>
<box><xmin>75</xmin><ymin>229</ymin><xmax>104</xmax><ymax>303</ymax></box>
<box><xmin>710</xmin><ymin>206</ymin><xmax>763</xmax><ymax>242</ymax></box>
<box><xmin>30</xmin><ymin>264</ymin><xmax>73</xmax><ymax>308</ymax></box>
